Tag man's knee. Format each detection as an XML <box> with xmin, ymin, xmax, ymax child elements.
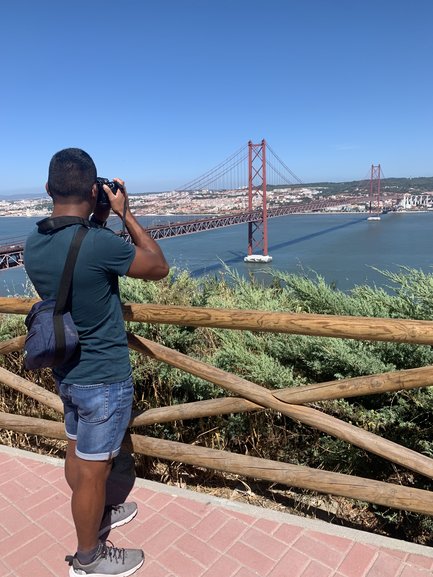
<box><xmin>74</xmin><ymin>457</ymin><xmax>113</xmax><ymax>484</ymax></box>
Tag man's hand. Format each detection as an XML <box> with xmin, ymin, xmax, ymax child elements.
<box><xmin>104</xmin><ymin>177</ymin><xmax>129</xmax><ymax>218</ymax></box>
<box><xmin>98</xmin><ymin>177</ymin><xmax>169</xmax><ymax>280</ymax></box>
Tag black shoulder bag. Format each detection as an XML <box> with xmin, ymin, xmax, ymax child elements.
<box><xmin>24</xmin><ymin>218</ymin><xmax>90</xmax><ymax>370</ymax></box>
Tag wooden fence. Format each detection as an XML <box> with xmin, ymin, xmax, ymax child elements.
<box><xmin>1</xmin><ymin>296</ymin><xmax>433</xmax><ymax>516</ymax></box>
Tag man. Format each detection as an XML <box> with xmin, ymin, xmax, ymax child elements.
<box><xmin>24</xmin><ymin>148</ymin><xmax>169</xmax><ymax>577</ymax></box>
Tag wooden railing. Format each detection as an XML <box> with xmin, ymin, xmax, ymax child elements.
<box><xmin>1</xmin><ymin>296</ymin><xmax>433</xmax><ymax>516</ymax></box>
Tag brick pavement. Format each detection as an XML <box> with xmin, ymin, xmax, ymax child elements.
<box><xmin>1</xmin><ymin>444</ymin><xmax>433</xmax><ymax>577</ymax></box>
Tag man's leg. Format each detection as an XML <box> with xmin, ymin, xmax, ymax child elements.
<box><xmin>62</xmin><ymin>378</ymin><xmax>144</xmax><ymax>574</ymax></box>
<box><xmin>65</xmin><ymin>439</ymin><xmax>112</xmax><ymax>553</ymax></box>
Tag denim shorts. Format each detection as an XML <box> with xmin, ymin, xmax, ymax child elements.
<box><xmin>56</xmin><ymin>375</ymin><xmax>134</xmax><ymax>461</ymax></box>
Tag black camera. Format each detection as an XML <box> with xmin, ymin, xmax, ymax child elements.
<box><xmin>96</xmin><ymin>177</ymin><xmax>120</xmax><ymax>206</ymax></box>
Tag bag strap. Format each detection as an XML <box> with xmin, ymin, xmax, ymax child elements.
<box><xmin>37</xmin><ymin>216</ymin><xmax>92</xmax><ymax>233</ymax></box>
<box><xmin>53</xmin><ymin>226</ymin><xmax>89</xmax><ymax>364</ymax></box>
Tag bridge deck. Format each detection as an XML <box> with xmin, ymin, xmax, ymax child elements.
<box><xmin>0</xmin><ymin>444</ymin><xmax>432</xmax><ymax>577</ymax></box>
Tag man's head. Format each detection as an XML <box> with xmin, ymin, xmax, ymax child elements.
<box><xmin>47</xmin><ymin>148</ymin><xmax>97</xmax><ymax>200</ymax></box>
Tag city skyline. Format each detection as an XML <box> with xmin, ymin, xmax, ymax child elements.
<box><xmin>2</xmin><ymin>0</ymin><xmax>433</xmax><ymax>196</ymax></box>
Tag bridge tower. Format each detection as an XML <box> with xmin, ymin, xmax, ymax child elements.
<box><xmin>244</xmin><ymin>139</ymin><xmax>272</xmax><ymax>263</ymax></box>
<box><xmin>369</xmin><ymin>164</ymin><xmax>381</xmax><ymax>214</ymax></box>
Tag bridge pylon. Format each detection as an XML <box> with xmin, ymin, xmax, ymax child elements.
<box><xmin>369</xmin><ymin>164</ymin><xmax>381</xmax><ymax>215</ymax></box>
<box><xmin>244</xmin><ymin>139</ymin><xmax>272</xmax><ymax>263</ymax></box>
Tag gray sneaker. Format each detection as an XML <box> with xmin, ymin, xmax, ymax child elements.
<box><xmin>66</xmin><ymin>542</ymin><xmax>144</xmax><ymax>577</ymax></box>
<box><xmin>99</xmin><ymin>503</ymin><xmax>138</xmax><ymax>536</ymax></box>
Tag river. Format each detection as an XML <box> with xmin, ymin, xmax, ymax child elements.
<box><xmin>1</xmin><ymin>211</ymin><xmax>432</xmax><ymax>296</ymax></box>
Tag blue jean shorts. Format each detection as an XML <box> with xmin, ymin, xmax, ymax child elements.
<box><xmin>56</xmin><ymin>375</ymin><xmax>134</xmax><ymax>461</ymax></box>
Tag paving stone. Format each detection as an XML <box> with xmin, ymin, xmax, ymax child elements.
<box><xmin>241</xmin><ymin>526</ymin><xmax>289</xmax><ymax>561</ymax></box>
<box><xmin>267</xmin><ymin>548</ymin><xmax>310</xmax><ymax>577</ymax></box>
<box><xmin>399</xmin><ymin>565</ymin><xmax>433</xmax><ymax>577</ymax></box>
<box><xmin>302</xmin><ymin>560</ymin><xmax>335</xmax><ymax>577</ymax></box>
<box><xmin>226</xmin><ymin>541</ymin><xmax>276</xmax><ymax>574</ymax></box>
<box><xmin>293</xmin><ymin>533</ymin><xmax>347</xmax><ymax>568</ymax></box>
<box><xmin>337</xmin><ymin>542</ymin><xmax>377</xmax><ymax>577</ymax></box>
<box><xmin>157</xmin><ymin>546</ymin><xmax>204</xmax><ymax>577</ymax></box>
<box><xmin>405</xmin><ymin>553</ymin><xmax>433</xmax><ymax>570</ymax></box>
<box><xmin>367</xmin><ymin>551</ymin><xmax>414</xmax><ymax>577</ymax></box>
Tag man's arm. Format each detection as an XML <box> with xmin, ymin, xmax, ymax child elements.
<box><xmin>103</xmin><ymin>179</ymin><xmax>169</xmax><ymax>281</ymax></box>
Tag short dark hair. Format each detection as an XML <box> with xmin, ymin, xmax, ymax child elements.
<box><xmin>47</xmin><ymin>148</ymin><xmax>97</xmax><ymax>199</ymax></box>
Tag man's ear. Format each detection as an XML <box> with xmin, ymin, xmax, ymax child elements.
<box><xmin>91</xmin><ymin>183</ymin><xmax>98</xmax><ymax>200</ymax></box>
<box><xmin>45</xmin><ymin>183</ymin><xmax>52</xmax><ymax>198</ymax></box>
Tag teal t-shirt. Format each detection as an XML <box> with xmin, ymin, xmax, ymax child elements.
<box><xmin>24</xmin><ymin>223</ymin><xmax>136</xmax><ymax>385</ymax></box>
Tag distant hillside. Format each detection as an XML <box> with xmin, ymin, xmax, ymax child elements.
<box><xmin>274</xmin><ymin>176</ymin><xmax>433</xmax><ymax>197</ymax></box>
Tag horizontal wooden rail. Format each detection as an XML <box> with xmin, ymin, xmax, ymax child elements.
<box><xmin>130</xmin><ymin>434</ymin><xmax>433</xmax><ymax>516</ymax></box>
<box><xmin>127</xmin><ymin>333</ymin><xmax>433</xmax><ymax>480</ymax></box>
<box><xmin>0</xmin><ymin>335</ymin><xmax>25</xmax><ymax>355</ymax></box>
<box><xmin>123</xmin><ymin>304</ymin><xmax>433</xmax><ymax>345</ymax></box>
<box><xmin>0</xmin><ymin>412</ymin><xmax>66</xmax><ymax>440</ymax></box>
<box><xmin>1</xmin><ymin>411</ymin><xmax>432</xmax><ymax>516</ymax></box>
<box><xmin>3</xmin><ymin>297</ymin><xmax>433</xmax><ymax>345</ymax></box>
<box><xmin>0</xmin><ymin>297</ymin><xmax>37</xmax><ymax>314</ymax></box>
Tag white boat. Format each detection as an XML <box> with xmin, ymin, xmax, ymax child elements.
<box><xmin>367</xmin><ymin>215</ymin><xmax>381</xmax><ymax>221</ymax></box>
<box><xmin>244</xmin><ymin>254</ymin><xmax>273</xmax><ymax>263</ymax></box>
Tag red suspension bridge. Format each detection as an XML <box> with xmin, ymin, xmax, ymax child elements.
<box><xmin>0</xmin><ymin>140</ymin><xmax>373</xmax><ymax>271</ymax></box>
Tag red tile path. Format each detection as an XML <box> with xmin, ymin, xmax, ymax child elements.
<box><xmin>1</xmin><ymin>444</ymin><xmax>433</xmax><ymax>577</ymax></box>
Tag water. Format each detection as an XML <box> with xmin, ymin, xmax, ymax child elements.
<box><xmin>1</xmin><ymin>212</ymin><xmax>433</xmax><ymax>296</ymax></box>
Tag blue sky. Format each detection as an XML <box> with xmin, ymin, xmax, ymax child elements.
<box><xmin>1</xmin><ymin>0</ymin><xmax>433</xmax><ymax>196</ymax></box>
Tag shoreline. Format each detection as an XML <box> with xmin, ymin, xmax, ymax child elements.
<box><xmin>0</xmin><ymin>210</ymin><xmax>390</xmax><ymax>219</ymax></box>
